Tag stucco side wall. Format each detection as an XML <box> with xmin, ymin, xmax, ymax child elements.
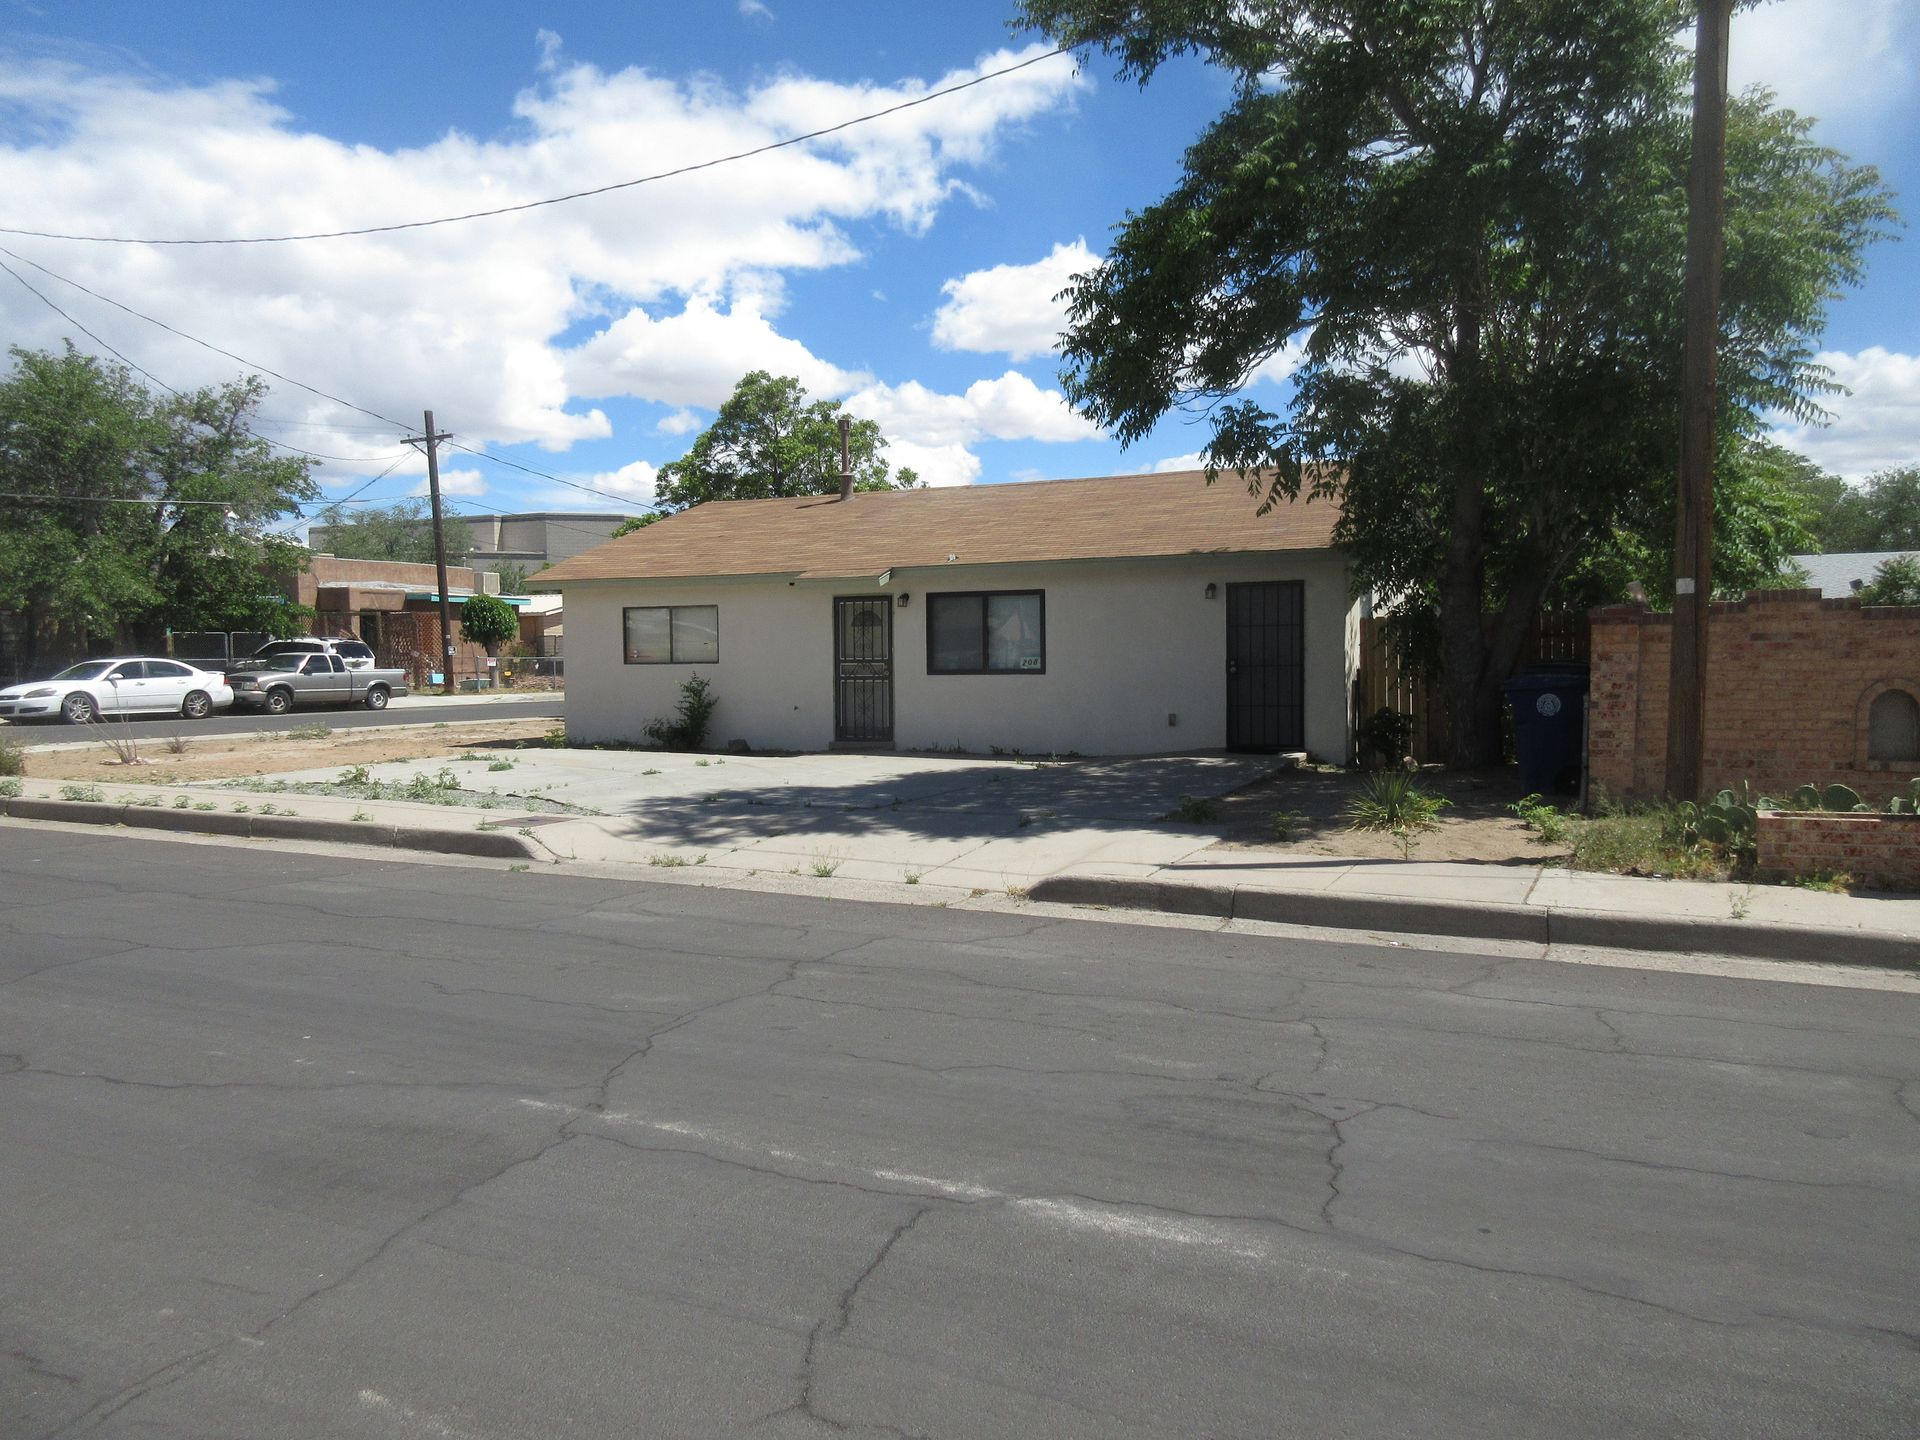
<box><xmin>561</xmin><ymin>550</ymin><xmax>1357</xmax><ymax>758</ymax></box>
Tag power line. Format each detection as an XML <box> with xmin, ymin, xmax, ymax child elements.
<box><xmin>3</xmin><ymin>243</ymin><xmax>662</xmax><ymax>511</ymax></box>
<box><xmin>0</xmin><ymin>48</ymin><xmax>1073</xmax><ymax>247</ymax></box>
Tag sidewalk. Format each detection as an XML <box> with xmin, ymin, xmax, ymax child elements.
<box><xmin>5</xmin><ymin>773</ymin><xmax>1916</xmax><ymax>969</ymax></box>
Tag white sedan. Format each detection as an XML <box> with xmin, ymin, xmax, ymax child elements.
<box><xmin>0</xmin><ymin>658</ymin><xmax>235</xmax><ymax>724</ymax></box>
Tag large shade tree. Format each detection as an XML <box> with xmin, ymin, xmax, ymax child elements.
<box><xmin>1018</xmin><ymin>0</ymin><xmax>1894</xmax><ymax>764</ymax></box>
<box><xmin>653</xmin><ymin>371</ymin><xmax>919</xmax><ymax>513</ymax></box>
<box><xmin>0</xmin><ymin>344</ymin><xmax>317</xmax><ymax>670</ymax></box>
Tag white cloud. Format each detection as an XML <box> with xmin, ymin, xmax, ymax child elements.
<box><xmin>847</xmin><ymin>370</ymin><xmax>1099</xmax><ymax>446</ymax></box>
<box><xmin>1152</xmin><ymin>451</ymin><xmax>1210</xmax><ymax>473</ymax></box>
<box><xmin>931</xmin><ymin>239</ymin><xmax>1097</xmax><ymax>361</ymax></box>
<box><xmin>738</xmin><ymin>0</ymin><xmax>774</xmax><ymax>18</ymax></box>
<box><xmin>566</xmin><ymin>293</ymin><xmax>864</xmax><ymax>409</ymax></box>
<box><xmin>0</xmin><ymin>44</ymin><xmax>1084</xmax><ymax>468</ymax></box>
<box><xmin>585</xmin><ymin>460</ymin><xmax>660</xmax><ymax>501</ymax></box>
<box><xmin>1729</xmin><ymin>0</ymin><xmax>1917</xmax><ymax>134</ymax></box>
<box><xmin>1771</xmin><ymin>347</ymin><xmax>1920</xmax><ymax>479</ymax></box>
<box><xmin>656</xmin><ymin>408</ymin><xmax>702</xmax><ymax>436</ymax></box>
<box><xmin>408</xmin><ymin>467</ymin><xmax>489</xmax><ymax>498</ymax></box>
<box><xmin>886</xmin><ymin>440</ymin><xmax>981</xmax><ymax>488</ymax></box>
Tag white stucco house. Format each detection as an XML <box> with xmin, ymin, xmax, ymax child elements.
<box><xmin>538</xmin><ymin>470</ymin><xmax>1359</xmax><ymax>759</ymax></box>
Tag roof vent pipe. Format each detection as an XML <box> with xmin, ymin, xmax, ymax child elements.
<box><xmin>838</xmin><ymin>414</ymin><xmax>853</xmax><ymax>500</ymax></box>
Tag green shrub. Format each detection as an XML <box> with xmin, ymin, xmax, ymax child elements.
<box><xmin>1345</xmin><ymin>771</ymin><xmax>1449</xmax><ymax>833</ymax></box>
<box><xmin>644</xmin><ymin>674</ymin><xmax>718</xmax><ymax>750</ymax></box>
<box><xmin>1510</xmin><ymin>793</ymin><xmax>1572</xmax><ymax>845</ymax></box>
<box><xmin>59</xmin><ymin>783</ymin><xmax>105</xmax><ymax>803</ymax></box>
<box><xmin>1268</xmin><ymin>809</ymin><xmax>1309</xmax><ymax>841</ymax></box>
<box><xmin>0</xmin><ymin>734</ymin><xmax>25</xmax><ymax>777</ymax></box>
<box><xmin>0</xmin><ymin>777</ymin><xmax>21</xmax><ymax>799</ymax></box>
<box><xmin>1170</xmin><ymin>795</ymin><xmax>1220</xmax><ymax>823</ymax></box>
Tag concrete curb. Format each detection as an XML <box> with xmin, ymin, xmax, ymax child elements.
<box><xmin>0</xmin><ymin>796</ymin><xmax>539</xmax><ymax>862</ymax></box>
<box><xmin>1027</xmin><ymin>874</ymin><xmax>1920</xmax><ymax>969</ymax></box>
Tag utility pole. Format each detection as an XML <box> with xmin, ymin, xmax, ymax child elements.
<box><xmin>406</xmin><ymin>411</ymin><xmax>458</xmax><ymax>697</ymax></box>
<box><xmin>1665</xmin><ymin>0</ymin><xmax>1732</xmax><ymax>802</ymax></box>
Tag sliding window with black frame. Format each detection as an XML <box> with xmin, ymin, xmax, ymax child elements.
<box><xmin>623</xmin><ymin>605</ymin><xmax>719</xmax><ymax>664</ymax></box>
<box><xmin>926</xmin><ymin>590</ymin><xmax>1045</xmax><ymax>675</ymax></box>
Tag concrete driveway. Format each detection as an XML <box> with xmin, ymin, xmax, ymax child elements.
<box><xmin>245</xmin><ymin>748</ymin><xmax>1284</xmax><ymax>888</ymax></box>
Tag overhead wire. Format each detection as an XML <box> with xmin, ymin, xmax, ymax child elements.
<box><xmin>0</xmin><ymin>47</ymin><xmax>1074</xmax><ymax>247</ymax></box>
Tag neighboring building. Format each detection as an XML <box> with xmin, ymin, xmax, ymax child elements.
<box><xmin>306</xmin><ymin>511</ymin><xmax>639</xmax><ymax>577</ymax></box>
<box><xmin>278</xmin><ymin>554</ymin><xmax>523</xmax><ymax>675</ymax></box>
<box><xmin>1792</xmin><ymin>551</ymin><xmax>1919</xmax><ymax>597</ymax></box>
<box><xmin>538</xmin><ymin>471</ymin><xmax>1358</xmax><ymax>758</ymax></box>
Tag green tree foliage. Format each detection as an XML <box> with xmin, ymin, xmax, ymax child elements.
<box><xmin>1858</xmin><ymin>554</ymin><xmax>1920</xmax><ymax>606</ymax></box>
<box><xmin>1018</xmin><ymin>0</ymin><xmax>1895</xmax><ymax>764</ymax></box>
<box><xmin>458</xmin><ymin>592</ymin><xmax>519</xmax><ymax>655</ymax></box>
<box><xmin>1812</xmin><ymin>465</ymin><xmax>1920</xmax><ymax>552</ymax></box>
<box><xmin>312</xmin><ymin>499</ymin><xmax>473</xmax><ymax>566</ymax></box>
<box><xmin>611</xmin><ymin>512</ymin><xmax>663</xmax><ymax>538</ymax></box>
<box><xmin>0</xmin><ymin>344</ymin><xmax>319</xmax><ymax>668</ymax></box>
<box><xmin>489</xmin><ymin>561</ymin><xmax>534</xmax><ymax>594</ymax></box>
<box><xmin>654</xmin><ymin>371</ymin><xmax>919</xmax><ymax>512</ymax></box>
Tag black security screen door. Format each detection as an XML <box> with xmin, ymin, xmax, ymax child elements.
<box><xmin>834</xmin><ymin>596</ymin><xmax>894</xmax><ymax>743</ymax></box>
<box><xmin>1225</xmin><ymin>581</ymin><xmax>1305</xmax><ymax>752</ymax></box>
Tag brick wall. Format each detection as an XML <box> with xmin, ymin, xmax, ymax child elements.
<box><xmin>1755</xmin><ymin>812</ymin><xmax>1920</xmax><ymax>890</ymax></box>
<box><xmin>1588</xmin><ymin>590</ymin><xmax>1920</xmax><ymax>806</ymax></box>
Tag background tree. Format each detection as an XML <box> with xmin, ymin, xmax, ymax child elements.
<box><xmin>654</xmin><ymin>371</ymin><xmax>918</xmax><ymax>512</ymax></box>
<box><xmin>490</xmin><ymin>561</ymin><xmax>534</xmax><ymax>594</ymax></box>
<box><xmin>1019</xmin><ymin>0</ymin><xmax>1894</xmax><ymax>765</ymax></box>
<box><xmin>312</xmin><ymin>499</ymin><xmax>473</xmax><ymax>565</ymax></box>
<box><xmin>458</xmin><ymin>592</ymin><xmax>518</xmax><ymax>657</ymax></box>
<box><xmin>0</xmin><ymin>343</ymin><xmax>318</xmax><ymax>670</ymax></box>
<box><xmin>611</xmin><ymin>512</ymin><xmax>662</xmax><ymax>538</ymax></box>
<box><xmin>1817</xmin><ymin>465</ymin><xmax>1920</xmax><ymax>552</ymax></box>
<box><xmin>1857</xmin><ymin>554</ymin><xmax>1920</xmax><ymax>606</ymax></box>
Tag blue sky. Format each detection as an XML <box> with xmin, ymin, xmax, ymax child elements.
<box><xmin>1</xmin><ymin>0</ymin><xmax>1915</xmax><ymax>535</ymax></box>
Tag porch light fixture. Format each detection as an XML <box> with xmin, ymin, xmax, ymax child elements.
<box><xmin>896</xmin><ymin>592</ymin><xmax>910</xmax><ymax>608</ymax></box>
<box><xmin>1204</xmin><ymin>583</ymin><xmax>1217</xmax><ymax>600</ymax></box>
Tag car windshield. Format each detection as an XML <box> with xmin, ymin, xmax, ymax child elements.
<box><xmin>49</xmin><ymin>662</ymin><xmax>115</xmax><ymax>682</ymax></box>
<box><xmin>239</xmin><ymin>655</ymin><xmax>306</xmax><ymax>672</ymax></box>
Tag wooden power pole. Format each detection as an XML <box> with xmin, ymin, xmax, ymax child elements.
<box><xmin>1665</xmin><ymin>0</ymin><xmax>1733</xmax><ymax>801</ymax></box>
<box><xmin>407</xmin><ymin>411</ymin><xmax>458</xmax><ymax>697</ymax></box>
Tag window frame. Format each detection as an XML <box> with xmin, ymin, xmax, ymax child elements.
<box><xmin>925</xmin><ymin>589</ymin><xmax>1047</xmax><ymax>676</ymax></box>
<box><xmin>622</xmin><ymin>604</ymin><xmax>720</xmax><ymax>665</ymax></box>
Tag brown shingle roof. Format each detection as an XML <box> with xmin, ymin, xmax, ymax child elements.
<box><xmin>538</xmin><ymin>470</ymin><xmax>1339</xmax><ymax>584</ymax></box>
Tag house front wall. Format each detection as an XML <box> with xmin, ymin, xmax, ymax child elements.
<box><xmin>561</xmin><ymin>550</ymin><xmax>1357</xmax><ymax>759</ymax></box>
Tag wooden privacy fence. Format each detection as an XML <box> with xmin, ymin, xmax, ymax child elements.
<box><xmin>1355</xmin><ymin>612</ymin><xmax>1589</xmax><ymax>764</ymax></box>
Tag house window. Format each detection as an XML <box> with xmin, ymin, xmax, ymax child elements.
<box><xmin>1868</xmin><ymin>689</ymin><xmax>1920</xmax><ymax>762</ymax></box>
<box><xmin>623</xmin><ymin>605</ymin><xmax>719</xmax><ymax>664</ymax></box>
<box><xmin>927</xmin><ymin>590</ymin><xmax>1045</xmax><ymax>674</ymax></box>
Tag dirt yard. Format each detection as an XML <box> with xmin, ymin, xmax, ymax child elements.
<box><xmin>9</xmin><ymin>716</ymin><xmax>558</xmax><ymax>784</ymax></box>
<box><xmin>1212</xmin><ymin>764</ymin><xmax>1574</xmax><ymax>864</ymax></box>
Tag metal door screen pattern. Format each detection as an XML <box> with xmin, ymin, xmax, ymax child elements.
<box><xmin>835</xmin><ymin>596</ymin><xmax>894</xmax><ymax>742</ymax></box>
<box><xmin>1226</xmin><ymin>581</ymin><xmax>1305</xmax><ymax>752</ymax></box>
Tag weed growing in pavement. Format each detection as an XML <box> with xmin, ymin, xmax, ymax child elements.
<box><xmin>1169</xmin><ymin>795</ymin><xmax>1220</xmax><ymax>824</ymax></box>
<box><xmin>338</xmin><ymin>765</ymin><xmax>372</xmax><ymax>785</ymax></box>
<box><xmin>0</xmin><ymin>777</ymin><xmax>21</xmax><ymax>799</ymax></box>
<box><xmin>649</xmin><ymin>853</ymin><xmax>690</xmax><ymax>867</ymax></box>
<box><xmin>508</xmin><ymin>863</ymin><xmax>530</xmax><ymax>873</ymax></box>
<box><xmin>543</xmin><ymin>726</ymin><xmax>569</xmax><ymax>747</ymax></box>
<box><xmin>351</xmin><ymin>809</ymin><xmax>371</xmax><ymax>822</ymax></box>
<box><xmin>487</xmin><ymin>760</ymin><xmax>515</xmax><ymax>772</ymax></box>
<box><xmin>809</xmin><ymin>857</ymin><xmax>841</xmax><ymax>878</ymax></box>
<box><xmin>904</xmin><ymin>871</ymin><xmax>921</xmax><ymax>885</ymax></box>
<box><xmin>193</xmin><ymin>801</ymin><xmax>215</xmax><ymax>811</ymax></box>
<box><xmin>172</xmin><ymin>795</ymin><xmax>190</xmax><ymax>809</ymax></box>
<box><xmin>1789</xmin><ymin>871</ymin><xmax>1853</xmax><ymax>893</ymax></box>
<box><xmin>231</xmin><ymin>802</ymin><xmax>250</xmax><ymax>814</ymax></box>
<box><xmin>642</xmin><ymin>768</ymin><xmax>662</xmax><ymax>776</ymax></box>
<box><xmin>695</xmin><ymin>759</ymin><xmax>711</xmax><ymax>768</ymax></box>
<box><xmin>215</xmin><ymin>767</ymin><xmax>583</xmax><ymax>814</ymax></box>
<box><xmin>286</xmin><ymin>722</ymin><xmax>331</xmax><ymax>740</ymax></box>
<box><xmin>59</xmin><ymin>783</ymin><xmax>105</xmax><ymax>802</ymax></box>
<box><xmin>130</xmin><ymin>794</ymin><xmax>161</xmax><ymax>807</ymax></box>
<box><xmin>0</xmin><ymin>734</ymin><xmax>25</xmax><ymax>777</ymax></box>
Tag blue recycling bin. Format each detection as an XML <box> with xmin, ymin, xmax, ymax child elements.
<box><xmin>1504</xmin><ymin>665</ymin><xmax>1589</xmax><ymax>796</ymax></box>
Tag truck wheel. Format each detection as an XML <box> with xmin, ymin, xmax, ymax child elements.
<box><xmin>265</xmin><ymin>687</ymin><xmax>293</xmax><ymax>716</ymax></box>
<box><xmin>63</xmin><ymin>692</ymin><xmax>99</xmax><ymax>725</ymax></box>
<box><xmin>181</xmin><ymin>690</ymin><xmax>212</xmax><ymax>720</ymax></box>
<box><xmin>364</xmin><ymin>685</ymin><xmax>389</xmax><ymax>711</ymax></box>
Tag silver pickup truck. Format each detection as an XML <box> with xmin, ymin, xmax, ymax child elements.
<box><xmin>226</xmin><ymin>653</ymin><xmax>410</xmax><ymax>713</ymax></box>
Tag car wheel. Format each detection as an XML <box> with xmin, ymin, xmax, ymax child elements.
<box><xmin>181</xmin><ymin>690</ymin><xmax>212</xmax><ymax>720</ymax></box>
<box><xmin>63</xmin><ymin>692</ymin><xmax>99</xmax><ymax>725</ymax></box>
<box><xmin>364</xmin><ymin>685</ymin><xmax>389</xmax><ymax>711</ymax></box>
<box><xmin>265</xmin><ymin>687</ymin><xmax>294</xmax><ymax>716</ymax></box>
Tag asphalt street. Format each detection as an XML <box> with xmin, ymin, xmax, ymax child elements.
<box><xmin>2</xmin><ymin>694</ymin><xmax>563</xmax><ymax>743</ymax></box>
<box><xmin>2</xmin><ymin>828</ymin><xmax>1916</xmax><ymax>1439</ymax></box>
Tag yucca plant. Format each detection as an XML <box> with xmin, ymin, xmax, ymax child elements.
<box><xmin>1345</xmin><ymin>770</ymin><xmax>1450</xmax><ymax>834</ymax></box>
